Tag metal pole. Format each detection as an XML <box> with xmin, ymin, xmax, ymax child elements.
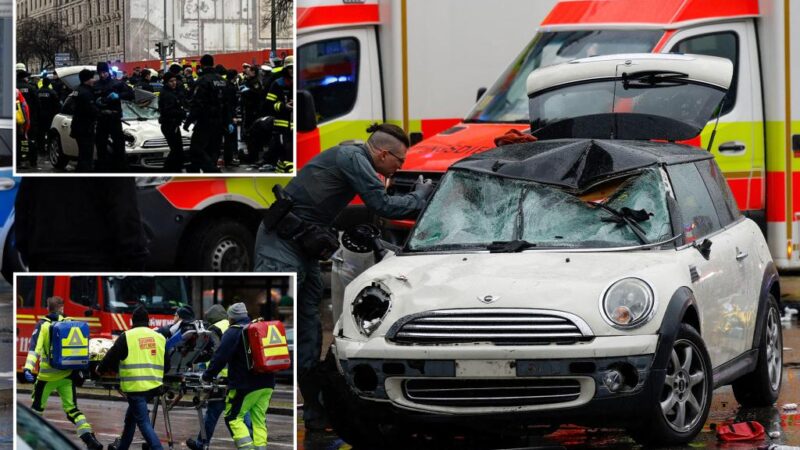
<box><xmin>221</xmin><ymin>0</ymin><xmax>225</xmax><ymax>53</ymax></box>
<box><xmin>163</xmin><ymin>0</ymin><xmax>168</xmax><ymax>71</ymax></box>
<box><xmin>270</xmin><ymin>0</ymin><xmax>276</xmax><ymax>56</ymax></box>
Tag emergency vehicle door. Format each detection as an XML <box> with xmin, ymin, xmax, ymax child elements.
<box><xmin>297</xmin><ymin>27</ymin><xmax>382</xmax><ymax>152</ymax></box>
<box><xmin>663</xmin><ymin>21</ymin><xmax>765</xmax><ymax>221</ymax></box>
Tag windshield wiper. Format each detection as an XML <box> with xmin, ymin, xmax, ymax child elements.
<box><xmin>590</xmin><ymin>202</ymin><xmax>652</xmax><ymax>245</ymax></box>
<box><xmin>487</xmin><ymin>240</ymin><xmax>537</xmax><ymax>253</ymax></box>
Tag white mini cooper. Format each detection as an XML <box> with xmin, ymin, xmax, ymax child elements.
<box><xmin>324</xmin><ymin>54</ymin><xmax>782</xmax><ymax>447</ymax></box>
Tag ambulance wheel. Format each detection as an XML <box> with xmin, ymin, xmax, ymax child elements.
<box><xmin>47</xmin><ymin>133</ymin><xmax>68</xmax><ymax>170</ymax></box>
<box><xmin>181</xmin><ymin>218</ymin><xmax>254</xmax><ymax>272</ymax></box>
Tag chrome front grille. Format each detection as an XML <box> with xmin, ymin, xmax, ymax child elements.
<box><xmin>142</xmin><ymin>137</ymin><xmax>192</xmax><ymax>148</ymax></box>
<box><xmin>387</xmin><ymin>309</ymin><xmax>593</xmax><ymax>345</ymax></box>
<box><xmin>403</xmin><ymin>378</ymin><xmax>582</xmax><ymax>407</ymax></box>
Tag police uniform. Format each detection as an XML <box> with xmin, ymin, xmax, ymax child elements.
<box><xmin>26</xmin><ymin>314</ymin><xmax>101</xmax><ymax>448</ymax></box>
<box><xmin>93</xmin><ymin>63</ymin><xmax>134</xmax><ymax>172</ymax></box>
<box><xmin>203</xmin><ymin>305</ymin><xmax>273</xmax><ymax>450</ymax></box>
<box><xmin>72</xmin><ymin>81</ymin><xmax>99</xmax><ymax>172</ymax></box>
<box><xmin>158</xmin><ymin>76</ymin><xmax>187</xmax><ymax>172</ymax></box>
<box><xmin>254</xmin><ymin>143</ymin><xmax>427</xmax><ymax>425</ymax></box>
<box><xmin>240</xmin><ymin>74</ymin><xmax>265</xmax><ymax>164</ymax></box>
<box><xmin>36</xmin><ymin>83</ymin><xmax>60</xmax><ymax>155</ymax></box>
<box><xmin>98</xmin><ymin>307</ymin><xmax>166</xmax><ymax>450</ymax></box>
<box><xmin>185</xmin><ymin>58</ymin><xmax>232</xmax><ymax>172</ymax></box>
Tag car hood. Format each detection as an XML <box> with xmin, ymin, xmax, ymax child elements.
<box><xmin>402</xmin><ymin>123</ymin><xmax>528</xmax><ymax>172</ymax></box>
<box><xmin>342</xmin><ymin>250</ymin><xmax>685</xmax><ymax>337</ymax></box>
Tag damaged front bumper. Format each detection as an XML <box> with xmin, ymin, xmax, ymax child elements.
<box><xmin>331</xmin><ymin>334</ymin><xmax>663</xmax><ymax>424</ymax></box>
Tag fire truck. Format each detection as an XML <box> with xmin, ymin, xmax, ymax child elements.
<box><xmin>117</xmin><ymin>48</ymin><xmax>294</xmax><ymax>74</ymax></box>
<box><xmin>297</xmin><ymin>0</ymin><xmax>800</xmax><ymax>270</ymax></box>
<box><xmin>16</xmin><ymin>275</ymin><xmax>190</xmax><ymax>374</ymax></box>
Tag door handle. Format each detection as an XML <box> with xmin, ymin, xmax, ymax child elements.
<box><xmin>718</xmin><ymin>141</ymin><xmax>746</xmax><ymax>154</ymax></box>
<box><xmin>735</xmin><ymin>248</ymin><xmax>748</xmax><ymax>261</ymax></box>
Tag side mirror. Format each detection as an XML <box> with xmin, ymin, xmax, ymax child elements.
<box><xmin>476</xmin><ymin>87</ymin><xmax>487</xmax><ymax>102</ymax></box>
<box><xmin>694</xmin><ymin>238</ymin><xmax>712</xmax><ymax>260</ymax></box>
<box><xmin>84</xmin><ymin>309</ymin><xmax>94</xmax><ymax>317</ymax></box>
<box><xmin>297</xmin><ymin>90</ymin><xmax>317</xmax><ymax>132</ymax></box>
<box><xmin>409</xmin><ymin>132</ymin><xmax>423</xmax><ymax>146</ymax></box>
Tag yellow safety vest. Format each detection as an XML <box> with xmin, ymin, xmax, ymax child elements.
<box><xmin>34</xmin><ymin>316</ymin><xmax>72</xmax><ymax>382</ymax></box>
<box><xmin>120</xmin><ymin>327</ymin><xmax>166</xmax><ymax>393</ymax></box>
<box><xmin>213</xmin><ymin>319</ymin><xmax>230</xmax><ymax>378</ymax></box>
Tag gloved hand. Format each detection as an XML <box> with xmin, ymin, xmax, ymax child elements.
<box><xmin>107</xmin><ymin>92</ymin><xmax>119</xmax><ymax>101</ymax></box>
<box><xmin>412</xmin><ymin>175</ymin><xmax>434</xmax><ymax>198</ymax></box>
<box><xmin>23</xmin><ymin>369</ymin><xmax>34</xmax><ymax>383</ymax></box>
<box><xmin>227</xmin><ymin>124</ymin><xmax>235</xmax><ymax>134</ymax></box>
<box><xmin>182</xmin><ymin>121</ymin><xmax>191</xmax><ymax>132</ymax></box>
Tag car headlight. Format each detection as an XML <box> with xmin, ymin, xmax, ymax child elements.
<box><xmin>352</xmin><ymin>283</ymin><xmax>392</xmax><ymax>336</ymax></box>
<box><xmin>123</xmin><ymin>132</ymin><xmax>136</xmax><ymax>148</ymax></box>
<box><xmin>602</xmin><ymin>278</ymin><xmax>654</xmax><ymax>329</ymax></box>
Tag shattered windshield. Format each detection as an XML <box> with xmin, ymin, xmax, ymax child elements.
<box><xmin>122</xmin><ymin>96</ymin><xmax>159</xmax><ymax>121</ymax></box>
<box><xmin>464</xmin><ymin>30</ymin><xmax>662</xmax><ymax>123</ymax></box>
<box><xmin>407</xmin><ymin>168</ymin><xmax>672</xmax><ymax>251</ymax></box>
<box><xmin>528</xmin><ymin>78</ymin><xmax>727</xmax><ymax>141</ymax></box>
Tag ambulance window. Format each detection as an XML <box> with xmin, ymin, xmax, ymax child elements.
<box><xmin>695</xmin><ymin>159</ymin><xmax>741</xmax><ymax>225</ymax></box>
<box><xmin>17</xmin><ymin>276</ymin><xmax>37</xmax><ymax>308</ymax></box>
<box><xmin>667</xmin><ymin>163</ymin><xmax>722</xmax><ymax>242</ymax></box>
<box><xmin>298</xmin><ymin>37</ymin><xmax>360</xmax><ymax>123</ymax></box>
<box><xmin>69</xmin><ymin>276</ymin><xmax>98</xmax><ymax>308</ymax></box>
<box><xmin>670</xmin><ymin>32</ymin><xmax>738</xmax><ymax>116</ymax></box>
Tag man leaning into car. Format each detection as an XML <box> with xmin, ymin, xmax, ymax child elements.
<box><xmin>72</xmin><ymin>69</ymin><xmax>98</xmax><ymax>172</ymax></box>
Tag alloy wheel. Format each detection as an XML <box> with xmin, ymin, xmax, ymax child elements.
<box><xmin>660</xmin><ymin>339</ymin><xmax>709</xmax><ymax>432</ymax></box>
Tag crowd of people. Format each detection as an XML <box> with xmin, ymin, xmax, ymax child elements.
<box><xmin>15</xmin><ymin>52</ymin><xmax>294</xmax><ymax>173</ymax></box>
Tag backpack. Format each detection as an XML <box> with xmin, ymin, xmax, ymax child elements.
<box><xmin>243</xmin><ymin>319</ymin><xmax>290</xmax><ymax>373</ymax></box>
<box><xmin>49</xmin><ymin>320</ymin><xmax>90</xmax><ymax>370</ymax></box>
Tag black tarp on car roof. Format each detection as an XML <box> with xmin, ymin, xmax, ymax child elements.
<box><xmin>451</xmin><ymin>138</ymin><xmax>713</xmax><ymax>193</ymax></box>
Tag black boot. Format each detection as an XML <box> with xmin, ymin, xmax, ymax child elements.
<box><xmin>79</xmin><ymin>432</ymin><xmax>103</xmax><ymax>450</ymax></box>
<box><xmin>185</xmin><ymin>438</ymin><xmax>204</xmax><ymax>450</ymax></box>
<box><xmin>106</xmin><ymin>438</ymin><xmax>121</xmax><ymax>450</ymax></box>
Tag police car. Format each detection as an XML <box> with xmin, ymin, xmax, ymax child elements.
<box><xmin>45</xmin><ymin>65</ymin><xmax>193</xmax><ymax>171</ymax></box>
<box><xmin>326</xmin><ymin>54</ymin><xmax>782</xmax><ymax>446</ymax></box>
<box><xmin>0</xmin><ymin>118</ymin><xmax>21</xmax><ymax>283</ymax></box>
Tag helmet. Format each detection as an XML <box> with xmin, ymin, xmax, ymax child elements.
<box><xmin>283</xmin><ymin>55</ymin><xmax>293</xmax><ymax>68</ymax></box>
<box><xmin>15</xmin><ymin>63</ymin><xmax>26</xmax><ymax>72</ymax></box>
<box><xmin>260</xmin><ymin>65</ymin><xmax>272</xmax><ymax>73</ymax></box>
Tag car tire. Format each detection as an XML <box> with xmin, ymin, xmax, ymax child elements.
<box><xmin>630</xmin><ymin>323</ymin><xmax>712</xmax><ymax>446</ymax></box>
<box><xmin>732</xmin><ymin>294</ymin><xmax>782</xmax><ymax>406</ymax></box>
<box><xmin>180</xmin><ymin>218</ymin><xmax>254</xmax><ymax>272</ymax></box>
<box><xmin>47</xmin><ymin>133</ymin><xmax>68</xmax><ymax>170</ymax></box>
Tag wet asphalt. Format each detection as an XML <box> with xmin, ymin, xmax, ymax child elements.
<box><xmin>298</xmin><ymin>285</ymin><xmax>800</xmax><ymax>450</ymax></box>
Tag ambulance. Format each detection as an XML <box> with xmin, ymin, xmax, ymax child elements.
<box><xmin>297</xmin><ymin>0</ymin><xmax>800</xmax><ymax>270</ymax></box>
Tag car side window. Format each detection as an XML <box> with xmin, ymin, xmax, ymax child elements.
<box><xmin>670</xmin><ymin>32</ymin><xmax>738</xmax><ymax>116</ymax></box>
<box><xmin>61</xmin><ymin>94</ymin><xmax>76</xmax><ymax>115</ymax></box>
<box><xmin>667</xmin><ymin>163</ymin><xmax>722</xmax><ymax>243</ymax></box>
<box><xmin>695</xmin><ymin>159</ymin><xmax>741</xmax><ymax>226</ymax></box>
<box><xmin>69</xmin><ymin>276</ymin><xmax>97</xmax><ymax>308</ymax></box>
<box><xmin>298</xmin><ymin>37</ymin><xmax>360</xmax><ymax>124</ymax></box>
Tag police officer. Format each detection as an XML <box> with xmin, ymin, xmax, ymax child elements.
<box><xmin>183</xmin><ymin>54</ymin><xmax>233</xmax><ymax>173</ymax></box>
<box><xmin>223</xmin><ymin>68</ymin><xmax>240</xmax><ymax>167</ymax></box>
<box><xmin>24</xmin><ymin>296</ymin><xmax>103</xmax><ymax>450</ymax></box>
<box><xmin>137</xmin><ymin>69</ymin><xmax>155</xmax><ymax>92</ymax></box>
<box><xmin>186</xmin><ymin>304</ymin><xmax>252</xmax><ymax>449</ymax></box>
<box><xmin>239</xmin><ymin>64</ymin><xmax>265</xmax><ymax>164</ymax></box>
<box><xmin>201</xmin><ymin>303</ymin><xmax>273</xmax><ymax>450</ymax></box>
<box><xmin>93</xmin><ymin>61</ymin><xmax>134</xmax><ymax>172</ymax></box>
<box><xmin>254</xmin><ymin>123</ymin><xmax>433</xmax><ymax>429</ymax></box>
<box><xmin>263</xmin><ymin>56</ymin><xmax>293</xmax><ymax>171</ymax></box>
<box><xmin>98</xmin><ymin>305</ymin><xmax>166</xmax><ymax>450</ymax></box>
<box><xmin>16</xmin><ymin>69</ymin><xmax>40</xmax><ymax>168</ymax></box>
<box><xmin>37</xmin><ymin>77</ymin><xmax>61</xmax><ymax>148</ymax></box>
<box><xmin>71</xmin><ymin>69</ymin><xmax>98</xmax><ymax>172</ymax></box>
<box><xmin>158</xmin><ymin>72</ymin><xmax>187</xmax><ymax>172</ymax></box>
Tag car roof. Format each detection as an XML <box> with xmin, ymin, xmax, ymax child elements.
<box><xmin>526</xmin><ymin>53</ymin><xmax>733</xmax><ymax>96</ymax></box>
<box><xmin>450</xmin><ymin>138</ymin><xmax>712</xmax><ymax>193</ymax></box>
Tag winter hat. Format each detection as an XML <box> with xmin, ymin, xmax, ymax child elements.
<box><xmin>162</xmin><ymin>72</ymin><xmax>176</xmax><ymax>83</ymax></box>
<box><xmin>97</xmin><ymin>61</ymin><xmax>110</xmax><ymax>73</ymax></box>
<box><xmin>79</xmin><ymin>69</ymin><xmax>94</xmax><ymax>83</ymax></box>
<box><xmin>132</xmin><ymin>305</ymin><xmax>149</xmax><ymax>327</ymax></box>
<box><xmin>176</xmin><ymin>305</ymin><xmax>195</xmax><ymax>321</ymax></box>
<box><xmin>227</xmin><ymin>302</ymin><xmax>249</xmax><ymax>322</ymax></box>
<box><xmin>169</xmin><ymin>63</ymin><xmax>182</xmax><ymax>74</ymax></box>
<box><xmin>205</xmin><ymin>304</ymin><xmax>227</xmax><ymax>324</ymax></box>
<box><xmin>200</xmin><ymin>54</ymin><xmax>214</xmax><ymax>67</ymax></box>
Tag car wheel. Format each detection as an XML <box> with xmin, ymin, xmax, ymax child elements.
<box><xmin>181</xmin><ymin>219</ymin><xmax>254</xmax><ymax>272</ymax></box>
<box><xmin>732</xmin><ymin>294</ymin><xmax>782</xmax><ymax>406</ymax></box>
<box><xmin>47</xmin><ymin>133</ymin><xmax>69</xmax><ymax>170</ymax></box>
<box><xmin>631</xmin><ymin>324</ymin><xmax>712</xmax><ymax>446</ymax></box>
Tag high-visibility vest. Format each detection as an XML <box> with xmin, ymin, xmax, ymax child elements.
<box><xmin>34</xmin><ymin>316</ymin><xmax>72</xmax><ymax>382</ymax></box>
<box><xmin>120</xmin><ymin>327</ymin><xmax>166</xmax><ymax>393</ymax></box>
<box><xmin>212</xmin><ymin>319</ymin><xmax>230</xmax><ymax>378</ymax></box>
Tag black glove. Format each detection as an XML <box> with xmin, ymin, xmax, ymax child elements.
<box><xmin>412</xmin><ymin>175</ymin><xmax>435</xmax><ymax>199</ymax></box>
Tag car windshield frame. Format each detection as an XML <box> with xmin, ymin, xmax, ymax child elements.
<box><xmin>405</xmin><ymin>167</ymin><xmax>675</xmax><ymax>253</ymax></box>
<box><xmin>104</xmin><ymin>276</ymin><xmax>189</xmax><ymax>315</ymax></box>
<box><xmin>464</xmin><ymin>29</ymin><xmax>663</xmax><ymax>124</ymax></box>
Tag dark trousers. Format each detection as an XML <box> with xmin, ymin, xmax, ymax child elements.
<box><xmin>75</xmin><ymin>134</ymin><xmax>94</xmax><ymax>172</ymax></box>
<box><xmin>161</xmin><ymin>123</ymin><xmax>184</xmax><ymax>172</ymax></box>
<box><xmin>224</xmin><ymin>124</ymin><xmax>238</xmax><ymax>165</ymax></box>
<box><xmin>118</xmin><ymin>393</ymin><xmax>163</xmax><ymax>450</ymax></box>
<box><xmin>189</xmin><ymin>122</ymin><xmax>223</xmax><ymax>172</ymax></box>
<box><xmin>263</xmin><ymin>130</ymin><xmax>291</xmax><ymax>166</ymax></box>
<box><xmin>95</xmin><ymin>115</ymin><xmax>128</xmax><ymax>172</ymax></box>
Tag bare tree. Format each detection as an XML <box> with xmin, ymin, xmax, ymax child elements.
<box><xmin>17</xmin><ymin>17</ymin><xmax>80</xmax><ymax>71</ymax></box>
<box><xmin>262</xmin><ymin>0</ymin><xmax>293</xmax><ymax>35</ymax></box>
